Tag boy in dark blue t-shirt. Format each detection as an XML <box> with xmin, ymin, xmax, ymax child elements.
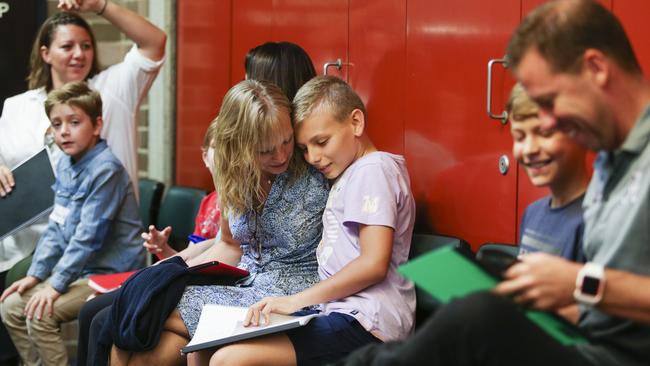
<box><xmin>508</xmin><ymin>83</ymin><xmax>590</xmax><ymax>262</ymax></box>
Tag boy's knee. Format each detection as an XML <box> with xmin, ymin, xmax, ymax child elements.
<box><xmin>0</xmin><ymin>293</ymin><xmax>24</xmax><ymax>323</ymax></box>
<box><xmin>26</xmin><ymin>315</ymin><xmax>59</xmax><ymax>335</ymax></box>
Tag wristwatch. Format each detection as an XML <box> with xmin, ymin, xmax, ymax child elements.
<box><xmin>574</xmin><ymin>262</ymin><xmax>606</xmax><ymax>305</ymax></box>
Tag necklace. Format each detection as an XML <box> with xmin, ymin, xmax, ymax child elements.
<box><xmin>249</xmin><ymin>210</ymin><xmax>263</xmax><ymax>261</ymax></box>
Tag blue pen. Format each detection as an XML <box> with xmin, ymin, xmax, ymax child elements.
<box><xmin>187</xmin><ymin>234</ymin><xmax>206</xmax><ymax>244</ymax></box>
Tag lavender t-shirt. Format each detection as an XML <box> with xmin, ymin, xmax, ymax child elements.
<box><xmin>318</xmin><ymin>152</ymin><xmax>416</xmax><ymax>342</ymax></box>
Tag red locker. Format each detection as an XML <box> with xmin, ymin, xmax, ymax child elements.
<box><xmin>175</xmin><ymin>0</ymin><xmax>632</xmax><ymax>249</ymax></box>
<box><xmin>230</xmin><ymin>0</ymin><xmax>348</xmax><ymax>83</ymax></box>
<box><xmin>405</xmin><ymin>0</ymin><xmax>520</xmax><ymax>250</ymax></box>
<box><xmin>348</xmin><ymin>1</ymin><xmax>407</xmax><ymax>155</ymax></box>
<box><xmin>176</xmin><ymin>0</ymin><xmax>232</xmax><ymax>189</ymax></box>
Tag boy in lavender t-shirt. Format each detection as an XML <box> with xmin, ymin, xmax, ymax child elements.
<box><xmin>203</xmin><ymin>77</ymin><xmax>416</xmax><ymax>366</ymax></box>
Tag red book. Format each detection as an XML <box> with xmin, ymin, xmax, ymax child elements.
<box><xmin>87</xmin><ymin>262</ymin><xmax>248</xmax><ymax>294</ymax></box>
<box><xmin>188</xmin><ymin>261</ymin><xmax>249</xmax><ymax>278</ymax></box>
<box><xmin>87</xmin><ymin>271</ymin><xmax>137</xmax><ymax>293</ymax></box>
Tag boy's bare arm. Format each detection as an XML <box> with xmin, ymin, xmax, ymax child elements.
<box><xmin>293</xmin><ymin>224</ymin><xmax>393</xmax><ymax>305</ymax></box>
<box><xmin>245</xmin><ymin>224</ymin><xmax>393</xmax><ymax>326</ymax></box>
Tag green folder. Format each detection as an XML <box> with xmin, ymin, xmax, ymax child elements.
<box><xmin>399</xmin><ymin>246</ymin><xmax>587</xmax><ymax>346</ymax></box>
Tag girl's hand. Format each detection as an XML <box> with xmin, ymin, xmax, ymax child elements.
<box><xmin>0</xmin><ymin>276</ymin><xmax>39</xmax><ymax>302</ymax></box>
<box><xmin>142</xmin><ymin>225</ymin><xmax>175</xmax><ymax>259</ymax></box>
<box><xmin>243</xmin><ymin>295</ymin><xmax>302</xmax><ymax>327</ymax></box>
<box><xmin>24</xmin><ymin>284</ymin><xmax>61</xmax><ymax>320</ymax></box>
<box><xmin>58</xmin><ymin>0</ymin><xmax>104</xmax><ymax>13</ymax></box>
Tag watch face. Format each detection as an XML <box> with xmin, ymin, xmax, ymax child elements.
<box><xmin>582</xmin><ymin>276</ymin><xmax>600</xmax><ymax>295</ymax></box>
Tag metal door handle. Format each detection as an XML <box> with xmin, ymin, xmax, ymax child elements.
<box><xmin>323</xmin><ymin>58</ymin><xmax>349</xmax><ymax>75</ymax></box>
<box><xmin>487</xmin><ymin>58</ymin><xmax>508</xmax><ymax>124</ymax></box>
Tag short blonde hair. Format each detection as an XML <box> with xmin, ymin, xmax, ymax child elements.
<box><xmin>506</xmin><ymin>83</ymin><xmax>539</xmax><ymax>122</ymax></box>
<box><xmin>211</xmin><ymin>80</ymin><xmax>306</xmax><ymax>216</ymax></box>
<box><xmin>292</xmin><ymin>75</ymin><xmax>366</xmax><ymax>126</ymax></box>
<box><xmin>44</xmin><ymin>81</ymin><xmax>102</xmax><ymax>124</ymax></box>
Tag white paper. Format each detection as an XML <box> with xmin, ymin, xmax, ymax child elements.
<box><xmin>185</xmin><ymin>304</ymin><xmax>319</xmax><ymax>350</ymax></box>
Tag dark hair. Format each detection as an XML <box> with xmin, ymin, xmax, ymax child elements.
<box><xmin>245</xmin><ymin>42</ymin><xmax>316</xmax><ymax>101</ymax></box>
<box><xmin>28</xmin><ymin>12</ymin><xmax>100</xmax><ymax>91</ymax></box>
<box><xmin>507</xmin><ymin>0</ymin><xmax>641</xmax><ymax>74</ymax></box>
<box><xmin>45</xmin><ymin>81</ymin><xmax>102</xmax><ymax>124</ymax></box>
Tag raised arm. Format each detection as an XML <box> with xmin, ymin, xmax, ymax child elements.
<box><xmin>58</xmin><ymin>0</ymin><xmax>166</xmax><ymax>61</ymax></box>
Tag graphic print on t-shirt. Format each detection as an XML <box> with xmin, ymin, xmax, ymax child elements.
<box><xmin>318</xmin><ymin>178</ymin><xmax>346</xmax><ymax>266</ymax></box>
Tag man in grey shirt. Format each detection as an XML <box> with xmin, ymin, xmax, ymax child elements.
<box><xmin>336</xmin><ymin>1</ymin><xmax>650</xmax><ymax>365</ymax></box>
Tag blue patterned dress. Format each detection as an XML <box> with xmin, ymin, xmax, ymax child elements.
<box><xmin>178</xmin><ymin>167</ymin><xmax>328</xmax><ymax>336</ymax></box>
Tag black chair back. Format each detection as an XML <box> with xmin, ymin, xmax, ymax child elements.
<box><xmin>138</xmin><ymin>178</ymin><xmax>165</xmax><ymax>229</ymax></box>
<box><xmin>156</xmin><ymin>186</ymin><xmax>207</xmax><ymax>251</ymax></box>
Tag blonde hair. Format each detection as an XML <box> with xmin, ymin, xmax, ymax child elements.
<box><xmin>211</xmin><ymin>80</ymin><xmax>306</xmax><ymax>216</ymax></box>
<box><xmin>44</xmin><ymin>81</ymin><xmax>102</xmax><ymax>123</ymax></box>
<box><xmin>292</xmin><ymin>75</ymin><xmax>366</xmax><ymax>126</ymax></box>
<box><xmin>202</xmin><ymin>118</ymin><xmax>218</xmax><ymax>151</ymax></box>
<box><xmin>506</xmin><ymin>83</ymin><xmax>539</xmax><ymax>122</ymax></box>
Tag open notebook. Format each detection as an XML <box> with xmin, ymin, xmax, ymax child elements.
<box><xmin>182</xmin><ymin>305</ymin><xmax>320</xmax><ymax>354</ymax></box>
<box><xmin>398</xmin><ymin>246</ymin><xmax>588</xmax><ymax>346</ymax></box>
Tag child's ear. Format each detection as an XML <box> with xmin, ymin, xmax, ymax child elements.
<box><xmin>93</xmin><ymin>116</ymin><xmax>103</xmax><ymax>136</ymax></box>
<box><xmin>350</xmin><ymin>109</ymin><xmax>365</xmax><ymax>137</ymax></box>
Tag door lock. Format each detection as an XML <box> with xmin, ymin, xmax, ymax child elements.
<box><xmin>498</xmin><ymin>155</ymin><xmax>509</xmax><ymax>175</ymax></box>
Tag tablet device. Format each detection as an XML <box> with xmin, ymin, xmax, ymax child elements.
<box><xmin>188</xmin><ymin>261</ymin><xmax>249</xmax><ymax>278</ymax></box>
<box><xmin>399</xmin><ymin>246</ymin><xmax>588</xmax><ymax>346</ymax></box>
<box><xmin>476</xmin><ymin>247</ymin><xmax>519</xmax><ymax>278</ymax></box>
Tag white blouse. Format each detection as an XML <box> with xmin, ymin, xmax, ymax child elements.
<box><xmin>0</xmin><ymin>45</ymin><xmax>164</xmax><ymax>271</ymax></box>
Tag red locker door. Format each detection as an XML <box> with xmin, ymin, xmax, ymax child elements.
<box><xmin>405</xmin><ymin>0</ymin><xmax>520</xmax><ymax>250</ymax></box>
<box><xmin>230</xmin><ymin>0</ymin><xmax>348</xmax><ymax>84</ymax></box>
<box><xmin>176</xmin><ymin>0</ymin><xmax>233</xmax><ymax>189</ymax></box>
<box><xmin>613</xmin><ymin>1</ymin><xmax>650</xmax><ymax>77</ymax></box>
<box><xmin>348</xmin><ymin>1</ymin><xmax>407</xmax><ymax>155</ymax></box>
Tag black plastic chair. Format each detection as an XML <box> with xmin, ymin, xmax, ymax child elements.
<box><xmin>476</xmin><ymin>242</ymin><xmax>520</xmax><ymax>259</ymax></box>
<box><xmin>156</xmin><ymin>186</ymin><xmax>207</xmax><ymax>251</ymax></box>
<box><xmin>408</xmin><ymin>233</ymin><xmax>472</xmax><ymax>328</ymax></box>
<box><xmin>138</xmin><ymin>178</ymin><xmax>165</xmax><ymax>229</ymax></box>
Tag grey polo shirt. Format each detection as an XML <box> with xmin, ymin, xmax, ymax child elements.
<box><xmin>577</xmin><ymin>104</ymin><xmax>650</xmax><ymax>366</ymax></box>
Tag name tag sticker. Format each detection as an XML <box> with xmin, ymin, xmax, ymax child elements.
<box><xmin>49</xmin><ymin>204</ymin><xmax>70</xmax><ymax>225</ymax></box>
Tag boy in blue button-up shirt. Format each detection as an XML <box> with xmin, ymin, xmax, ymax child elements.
<box><xmin>0</xmin><ymin>81</ymin><xmax>144</xmax><ymax>366</ymax></box>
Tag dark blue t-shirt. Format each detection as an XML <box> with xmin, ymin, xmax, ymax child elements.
<box><xmin>519</xmin><ymin>194</ymin><xmax>586</xmax><ymax>262</ymax></box>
